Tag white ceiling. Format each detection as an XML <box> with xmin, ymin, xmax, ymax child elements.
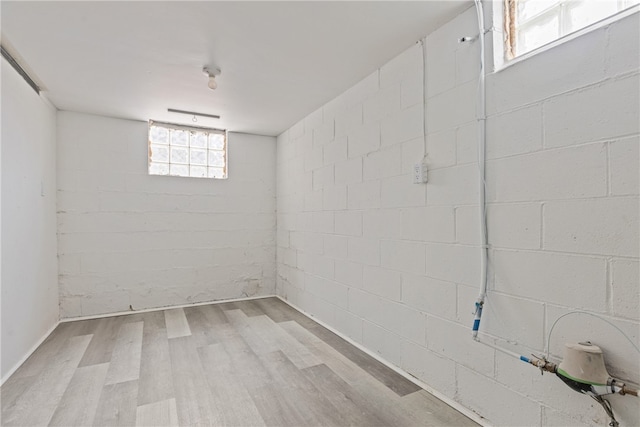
<box><xmin>2</xmin><ymin>1</ymin><xmax>470</xmax><ymax>136</ymax></box>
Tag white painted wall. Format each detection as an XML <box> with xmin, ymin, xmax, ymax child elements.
<box><xmin>276</xmin><ymin>6</ymin><xmax>639</xmax><ymax>426</ymax></box>
<box><xmin>1</xmin><ymin>58</ymin><xmax>59</xmax><ymax>381</ymax></box>
<box><xmin>57</xmin><ymin>112</ymin><xmax>276</xmax><ymax>317</ymax></box>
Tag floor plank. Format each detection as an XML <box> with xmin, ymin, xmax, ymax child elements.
<box><xmin>258</xmin><ymin>350</ymin><xmax>349</xmax><ymax>426</ymax></box>
<box><xmin>221</xmin><ymin>332</ymin><xmax>309</xmax><ymax>426</ymax></box>
<box><xmin>137</xmin><ymin>311</ymin><xmax>173</xmax><ymax>406</ymax></box>
<box><xmin>1</xmin><ymin>375</ymin><xmax>35</xmax><ymax>415</ymax></box>
<box><xmin>79</xmin><ymin>316</ymin><xmax>125</xmax><ymax>367</ymax></box>
<box><xmin>15</xmin><ymin>321</ymin><xmax>93</xmax><ymax>378</ymax></box>
<box><xmin>401</xmin><ymin>389</ymin><xmax>480</xmax><ymax>426</ymax></box>
<box><xmin>183</xmin><ymin>305</ymin><xmax>221</xmax><ymax>347</ymax></box>
<box><xmin>104</xmin><ymin>321</ymin><xmax>143</xmax><ymax>385</ymax></box>
<box><xmin>224</xmin><ymin>309</ymin><xmax>278</xmax><ymax>354</ymax></box>
<box><xmin>234</xmin><ymin>299</ymin><xmax>266</xmax><ymax>317</ymax></box>
<box><xmin>164</xmin><ymin>308</ymin><xmax>192</xmax><ymax>339</ymax></box>
<box><xmin>301</xmin><ymin>363</ymin><xmax>388</xmax><ymax>426</ymax></box>
<box><xmin>217</xmin><ymin>301</ymin><xmax>240</xmax><ymax>311</ymax></box>
<box><xmin>198</xmin><ymin>343</ymin><xmax>266</xmax><ymax>426</ymax></box>
<box><xmin>135</xmin><ymin>398</ymin><xmax>179</xmax><ymax>427</ymax></box>
<box><xmin>49</xmin><ymin>362</ymin><xmax>109</xmax><ymax>426</ymax></box>
<box><xmin>93</xmin><ymin>380</ymin><xmax>139</xmax><ymax>427</ymax></box>
<box><xmin>199</xmin><ymin>303</ymin><xmax>229</xmax><ymax>325</ymax></box>
<box><xmin>254</xmin><ymin>297</ymin><xmax>320</xmax><ymax>328</ymax></box>
<box><xmin>2</xmin><ymin>334</ymin><xmax>92</xmax><ymax>426</ymax></box>
<box><xmin>168</xmin><ymin>336</ymin><xmax>215</xmax><ymax>426</ymax></box>
<box><xmin>306</xmin><ymin>324</ymin><xmax>421</xmax><ymax>396</ymax></box>
<box><xmin>248</xmin><ymin>314</ymin><xmax>322</xmax><ymax>369</ymax></box>
<box><xmin>281</xmin><ymin>320</ymin><xmax>437</xmax><ymax>426</ymax></box>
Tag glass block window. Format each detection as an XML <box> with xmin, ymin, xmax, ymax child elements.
<box><xmin>506</xmin><ymin>0</ymin><xmax>639</xmax><ymax>58</ymax></box>
<box><xmin>148</xmin><ymin>121</ymin><xmax>227</xmax><ymax>179</ymax></box>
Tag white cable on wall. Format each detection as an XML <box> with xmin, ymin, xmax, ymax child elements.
<box><xmin>419</xmin><ymin>38</ymin><xmax>428</xmax><ymax>160</ymax></box>
<box><xmin>471</xmin><ymin>0</ymin><xmax>489</xmax><ymax>339</ymax></box>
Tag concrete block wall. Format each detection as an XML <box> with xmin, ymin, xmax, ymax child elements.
<box><xmin>57</xmin><ymin>112</ymin><xmax>276</xmax><ymax>317</ymax></box>
<box><xmin>276</xmin><ymin>5</ymin><xmax>639</xmax><ymax>426</ymax></box>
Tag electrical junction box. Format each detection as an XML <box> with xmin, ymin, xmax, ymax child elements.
<box><xmin>413</xmin><ymin>162</ymin><xmax>428</xmax><ymax>184</ymax></box>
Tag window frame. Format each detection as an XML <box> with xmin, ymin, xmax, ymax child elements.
<box><xmin>502</xmin><ymin>0</ymin><xmax>640</xmax><ymax>64</ymax></box>
<box><xmin>148</xmin><ymin>120</ymin><xmax>228</xmax><ymax>180</ymax></box>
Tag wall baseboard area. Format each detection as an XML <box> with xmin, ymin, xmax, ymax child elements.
<box><xmin>275</xmin><ymin>296</ymin><xmax>488</xmax><ymax>427</ymax></box>
<box><xmin>4</xmin><ymin>292</ymin><xmax>487</xmax><ymax>427</ymax></box>
<box><xmin>2</xmin><ymin>295</ymin><xmax>275</xmax><ymax>387</ymax></box>
<box><xmin>1</xmin><ymin>320</ymin><xmax>60</xmax><ymax>387</ymax></box>
<box><xmin>58</xmin><ymin>294</ymin><xmax>276</xmax><ymax>323</ymax></box>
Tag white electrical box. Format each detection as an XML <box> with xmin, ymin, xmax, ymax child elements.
<box><xmin>413</xmin><ymin>162</ymin><xmax>428</xmax><ymax>184</ymax></box>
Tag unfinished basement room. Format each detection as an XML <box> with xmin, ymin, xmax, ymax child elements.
<box><xmin>1</xmin><ymin>1</ymin><xmax>639</xmax><ymax>426</ymax></box>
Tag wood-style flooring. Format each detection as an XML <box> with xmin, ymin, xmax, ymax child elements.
<box><xmin>1</xmin><ymin>297</ymin><xmax>479</xmax><ymax>426</ymax></box>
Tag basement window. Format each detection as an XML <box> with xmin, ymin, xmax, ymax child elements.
<box><xmin>505</xmin><ymin>0</ymin><xmax>640</xmax><ymax>59</ymax></box>
<box><xmin>148</xmin><ymin>121</ymin><xmax>227</xmax><ymax>179</ymax></box>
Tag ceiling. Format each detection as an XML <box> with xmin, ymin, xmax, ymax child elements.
<box><xmin>2</xmin><ymin>1</ymin><xmax>470</xmax><ymax>136</ymax></box>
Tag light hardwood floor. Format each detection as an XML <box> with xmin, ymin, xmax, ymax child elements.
<box><xmin>1</xmin><ymin>297</ymin><xmax>479</xmax><ymax>426</ymax></box>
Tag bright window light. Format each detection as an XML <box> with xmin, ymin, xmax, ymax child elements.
<box><xmin>506</xmin><ymin>0</ymin><xmax>640</xmax><ymax>58</ymax></box>
<box><xmin>148</xmin><ymin>121</ymin><xmax>227</xmax><ymax>179</ymax></box>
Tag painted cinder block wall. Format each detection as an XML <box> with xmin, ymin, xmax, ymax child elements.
<box><xmin>276</xmin><ymin>5</ymin><xmax>639</xmax><ymax>426</ymax></box>
<box><xmin>1</xmin><ymin>58</ymin><xmax>59</xmax><ymax>381</ymax></box>
<box><xmin>57</xmin><ymin>112</ymin><xmax>277</xmax><ymax>318</ymax></box>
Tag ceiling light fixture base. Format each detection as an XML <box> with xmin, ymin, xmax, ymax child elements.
<box><xmin>203</xmin><ymin>66</ymin><xmax>222</xmax><ymax>90</ymax></box>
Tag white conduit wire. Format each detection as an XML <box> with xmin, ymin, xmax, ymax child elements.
<box><xmin>471</xmin><ymin>0</ymin><xmax>489</xmax><ymax>340</ymax></box>
<box><xmin>467</xmin><ymin>2</ymin><xmax>535</xmax><ymax>372</ymax></box>
<box><xmin>419</xmin><ymin>37</ymin><xmax>427</xmax><ymax>160</ymax></box>
<box><xmin>468</xmin><ymin>0</ymin><xmax>543</xmax><ymax>368</ymax></box>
